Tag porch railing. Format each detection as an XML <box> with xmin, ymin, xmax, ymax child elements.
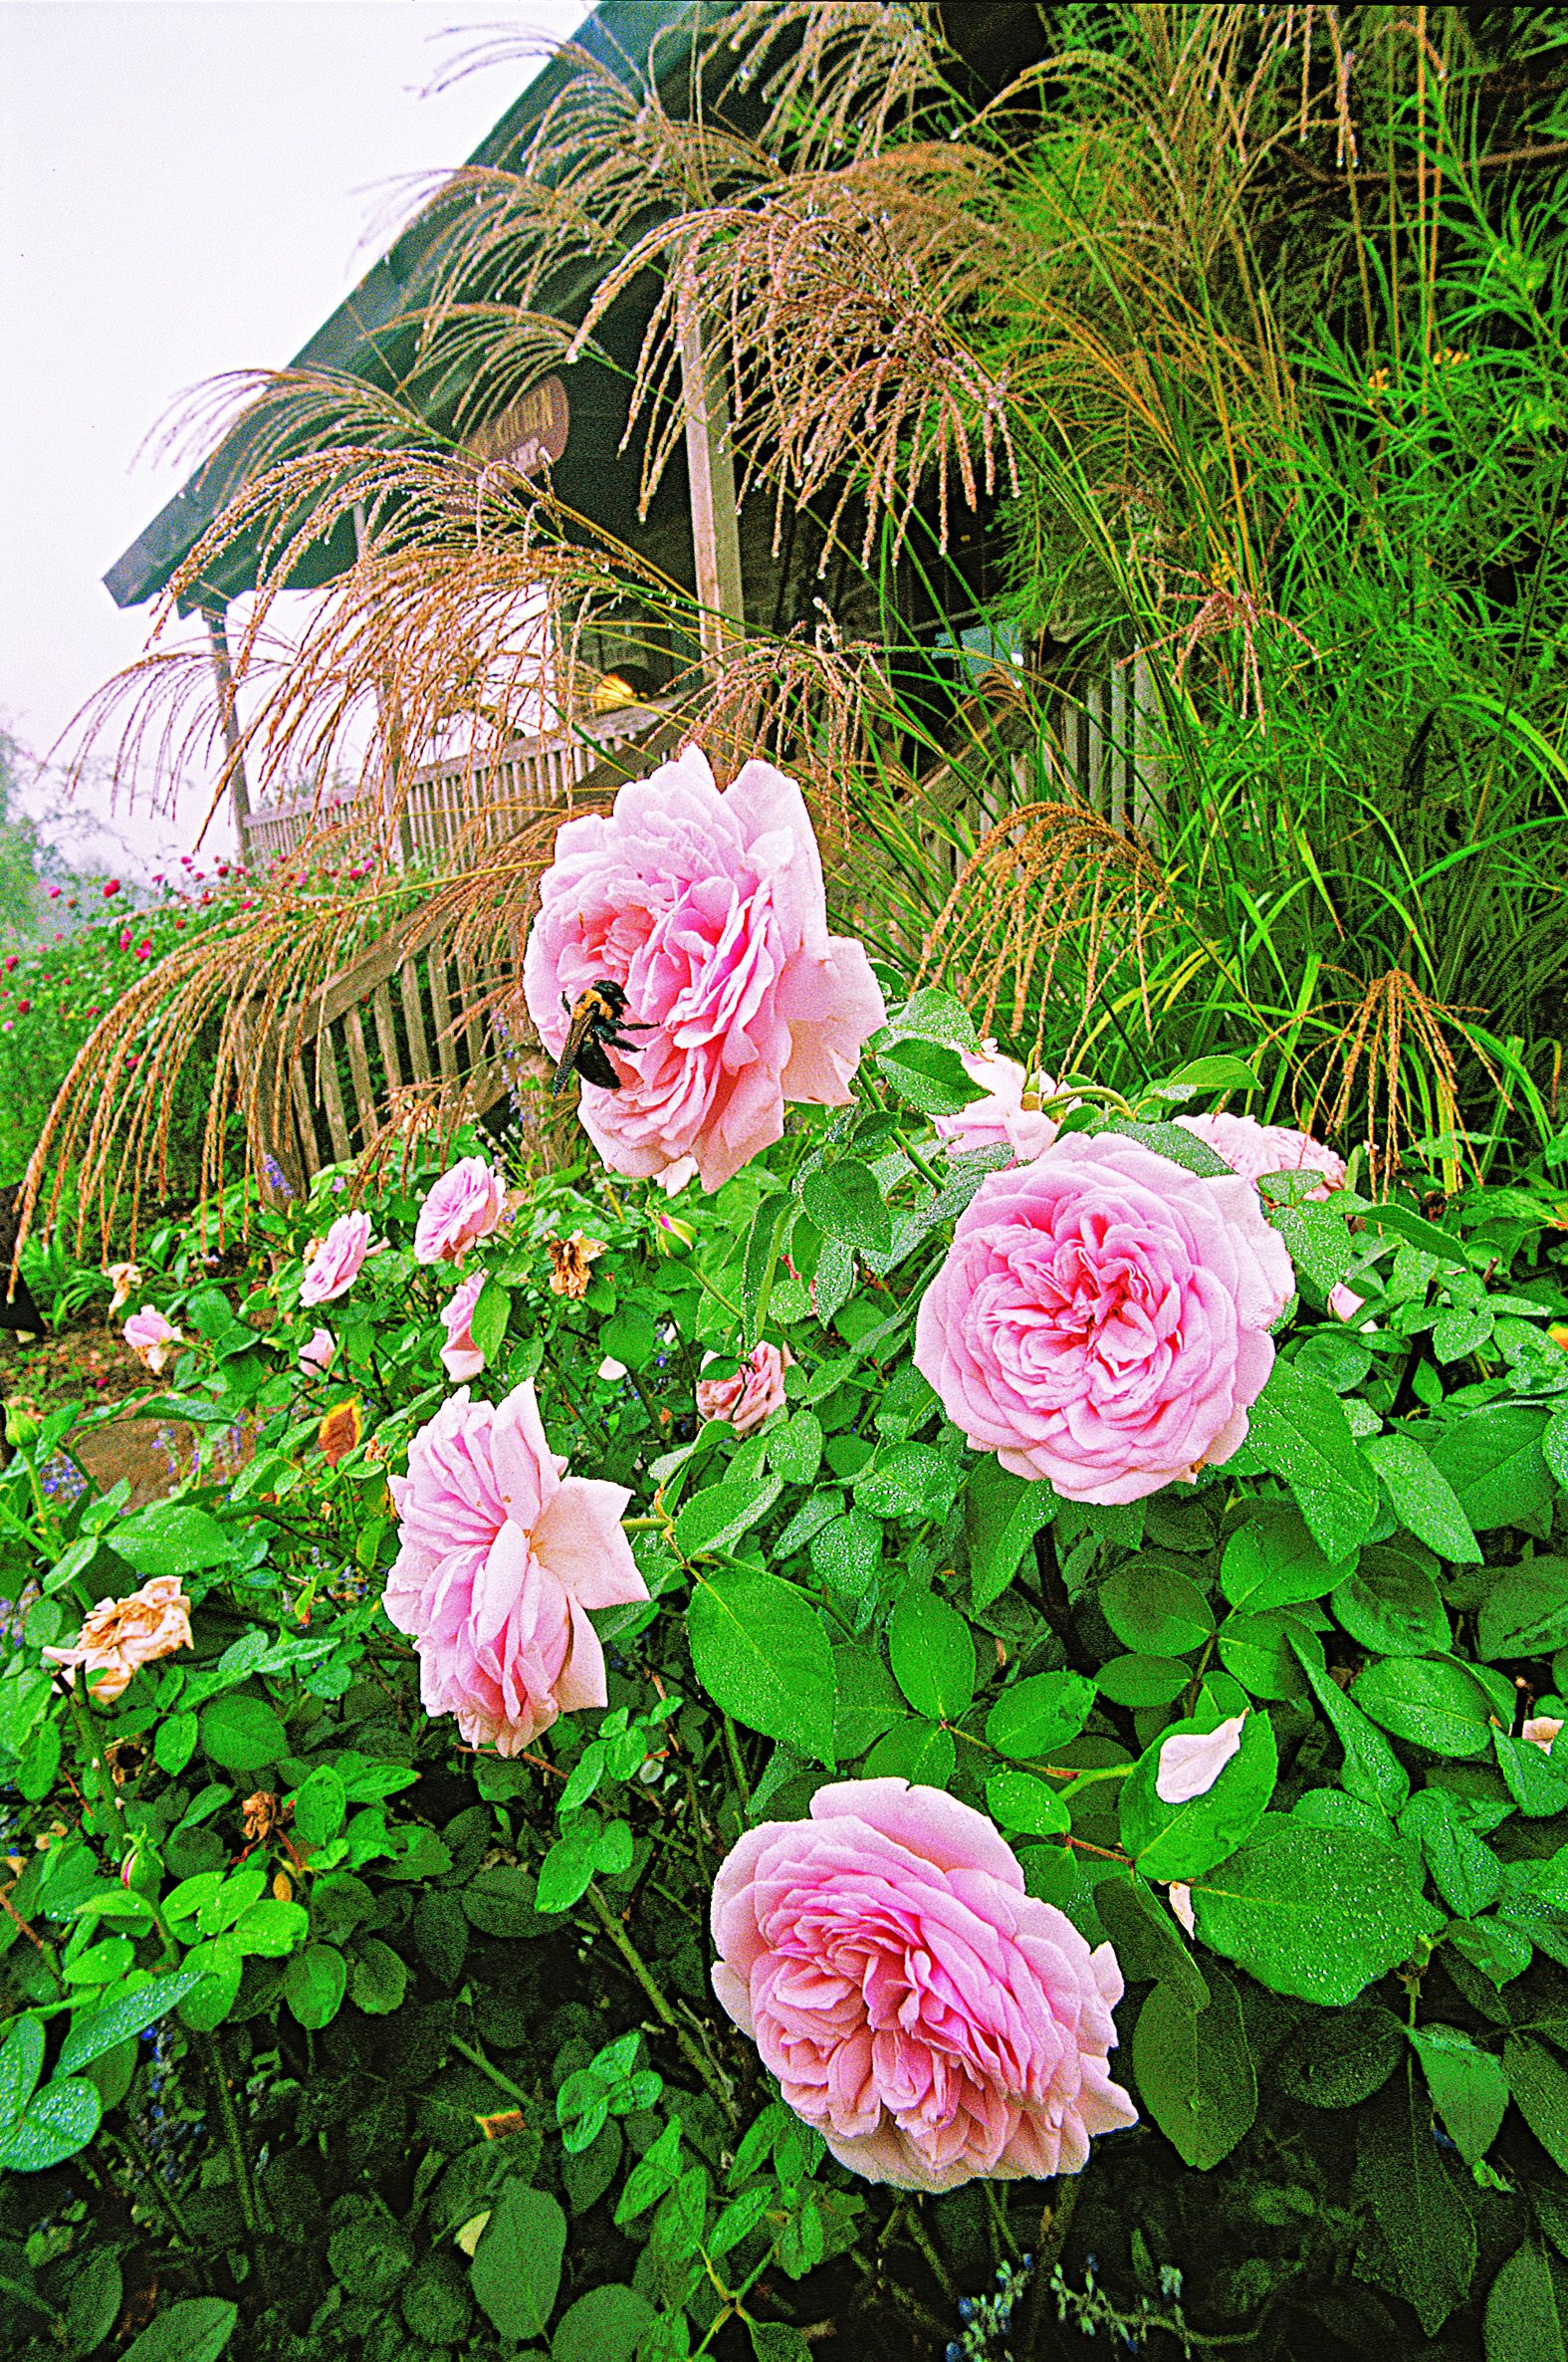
<box><xmin>238</xmin><ymin>702</ymin><xmax>669</xmax><ymax>870</ymax></box>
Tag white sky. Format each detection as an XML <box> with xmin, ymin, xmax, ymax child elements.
<box><xmin>0</xmin><ymin>0</ymin><xmax>590</xmax><ymax>868</ymax></box>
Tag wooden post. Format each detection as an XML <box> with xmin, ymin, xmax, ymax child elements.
<box><xmin>678</xmin><ymin>284</ymin><xmax>745</xmax><ymax>670</ymax></box>
<box><xmin>353</xmin><ymin>501</ymin><xmax>415</xmax><ymax>866</ymax></box>
<box><xmin>203</xmin><ymin>602</ymin><xmax>251</xmax><ymax>850</ymax></box>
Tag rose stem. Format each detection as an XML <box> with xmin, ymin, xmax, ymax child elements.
<box><xmin>581</xmin><ymin>1881</ymin><xmax>734</xmax><ymax>2120</ymax></box>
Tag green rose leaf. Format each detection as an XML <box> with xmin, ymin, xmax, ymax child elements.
<box><xmin>770</xmin><ymin>1411</ymin><xmax>823</xmax><ymax>1488</ymax></box>
<box><xmin>351</xmin><ymin>1936</ymin><xmax>409</xmax><ymax>2015</ymax></box>
<box><xmin>1290</xmin><ymin>1635</ymin><xmax>1410</xmax><ymax>1815</ymax></box>
<box><xmin>985</xmin><ymin>1671</ymin><xmax>1097</xmax><ymax>1761</ymax></box>
<box><xmin>1099</xmin><ymin>1561</ymin><xmax>1214</xmax><ymax>1658</ymax></box>
<box><xmin>888</xmin><ymin>1589</ymin><xmax>976</xmax><ymax>1723</ymax></box>
<box><xmin>877</xmin><ymin>1035</ymin><xmax>987</xmax><ymax>1116</ymax></box>
<box><xmin>0</xmin><ymin>2074</ymin><xmax>103</xmax><ymax>2172</ymax></box>
<box><xmin>469</xmin><ymin>1276</ymin><xmax>511</xmax><ymax>1363</ymax></box>
<box><xmin>471</xmin><ymin>2182</ymin><xmax>566</xmax><ymax>2342</ymax></box>
<box><xmin>863</xmin><ymin>1718</ymin><xmax>956</xmax><ymax>1788</ymax></box>
<box><xmin>1352</xmin><ymin>1656</ymin><xmax>1499</xmax><ymax>1759</ymax></box>
<box><xmin>1428</xmin><ymin>1405</ymin><xmax>1553</xmax><ymax>1536</ymax></box>
<box><xmin>1131</xmin><ymin>1968</ymin><xmax>1256</xmax><ymax>2171</ymax></box>
<box><xmin>1408</xmin><ymin>2023</ymin><xmax>1508</xmax><ymax>2167</ymax></box>
<box><xmin>1331</xmin><ymin>1548</ymin><xmax>1451</xmax><ymax>1657</ymax></box>
<box><xmin>1400</xmin><ymin>1789</ymin><xmax>1501</xmax><ymax>1918</ymax></box>
<box><xmin>1096</xmin><ymin>1654</ymin><xmax>1192</xmax><ymax>1710</ymax></box>
<box><xmin>200</xmin><ymin>1694</ymin><xmax>289</xmax><ymax>1772</ymax></box>
<box><xmin>121</xmin><ymin>2298</ymin><xmax>239</xmax><ymax>2362</ymax></box>
<box><xmin>1119</xmin><ymin>1703</ymin><xmax>1276</xmax><ymax>1882</ymax></box>
<box><xmin>283</xmin><ymin>1943</ymin><xmax>347</xmax><ymax>2031</ymax></box>
<box><xmin>0</xmin><ymin>2014</ymin><xmax>44</xmax><ymax>2125</ymax></box>
<box><xmin>1244</xmin><ymin>1362</ymin><xmax>1380</xmax><ymax>1561</ymax></box>
<box><xmin>688</xmin><ymin>1566</ymin><xmax>836</xmax><ymax>1765</ymax></box>
<box><xmin>551</xmin><ymin>2284</ymin><xmax>657</xmax><ymax>2362</ymax></box>
<box><xmin>1484</xmin><ymin>2242</ymin><xmax>1567</xmax><ymax>2362</ymax></box>
<box><xmin>986</xmin><ymin>1770</ymin><xmax>1071</xmax><ymax>1838</ymax></box>
<box><xmin>1272</xmin><ymin>2004</ymin><xmax>1403</xmax><ymax>2109</ymax></box>
<box><xmin>1476</xmin><ymin>1557</ymin><xmax>1568</xmax><ymax>1661</ymax></box>
<box><xmin>675</xmin><ymin>1476</ymin><xmax>784</xmax><ymax>1561</ymax></box>
<box><xmin>113</xmin><ymin>1503</ymin><xmax>236</xmax><ymax>1574</ymax></box>
<box><xmin>1503</xmin><ymin>2032</ymin><xmax>1568</xmax><ymax>2174</ymax></box>
<box><xmin>1355</xmin><ymin>2066</ymin><xmax>1476</xmax><ymax>2336</ymax></box>
<box><xmin>153</xmin><ymin>1710</ymin><xmax>199</xmax><ymax>1776</ymax></box>
<box><xmin>966</xmin><ymin>1457</ymin><xmax>1054</xmax><ymax>1611</ymax></box>
<box><xmin>800</xmin><ymin>1160</ymin><xmax>892</xmax><ymax>1257</ymax></box>
<box><xmin>1193</xmin><ymin>1822</ymin><xmax>1443</xmax><ymax>2005</ymax></box>
<box><xmin>1220</xmin><ymin>1500</ymin><xmax>1352</xmax><ymax>1613</ymax></box>
<box><xmin>1361</xmin><ymin>1432</ymin><xmax>1481</xmax><ymax>1563</ymax></box>
<box><xmin>58</xmin><ymin>1966</ymin><xmax>209</xmax><ymax>2074</ymax></box>
<box><xmin>294</xmin><ymin>1765</ymin><xmax>347</xmax><ymax>1849</ymax></box>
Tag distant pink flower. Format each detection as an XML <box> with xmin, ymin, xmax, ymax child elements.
<box><xmin>697</xmin><ymin>1340</ymin><xmax>791</xmax><ymax>1436</ymax></box>
<box><xmin>1175</xmin><ymin>1111</ymin><xmax>1345</xmax><ymax>1197</ymax></box>
<box><xmin>915</xmin><ymin>1134</ymin><xmax>1293</xmax><ymax>1505</ymax></box>
<box><xmin>134</xmin><ymin>941</ymin><xmax>152</xmax><ymax>960</ymax></box>
<box><xmin>711</xmin><ymin>1779</ymin><xmax>1137</xmax><ymax>2191</ymax></box>
<box><xmin>439</xmin><ymin>1271</ymin><xmax>487</xmax><ymax>1383</ymax></box>
<box><xmin>104</xmin><ymin>879</ymin><xmax>119</xmax><ymax>897</ymax></box>
<box><xmin>2</xmin><ymin>956</ymin><xmax>14</xmax><ymax>972</ymax></box>
<box><xmin>46</xmin><ymin>885</ymin><xmax>61</xmax><ymax>899</ymax></box>
<box><xmin>524</xmin><ymin>745</ymin><xmax>885</xmax><ymax>1192</ymax></box>
<box><xmin>299</xmin><ymin>1326</ymin><xmax>336</xmax><ymax>1374</ymax></box>
<box><xmin>385</xmin><ymin>1381</ymin><xmax>647</xmax><ymax>1753</ymax></box>
<box><xmin>413</xmin><ymin>1158</ymin><xmax>507</xmax><ymax>1266</ymax></box>
<box><xmin>1156</xmin><ymin>1712</ymin><xmax>1248</xmax><ymax>1803</ymax></box>
<box><xmin>1523</xmin><ymin>1716</ymin><xmax>1563</xmax><ymax>1755</ymax></box>
<box><xmin>123</xmin><ymin>1305</ymin><xmax>182</xmax><ymax>1374</ymax></box>
<box><xmin>117</xmin><ymin>930</ymin><xmax>131</xmax><ymax>953</ymax></box>
<box><xmin>933</xmin><ymin>1043</ymin><xmax>1061</xmax><ymax>1163</ymax></box>
<box><xmin>15</xmin><ymin>1000</ymin><xmax>29</xmax><ymax>1017</ymax></box>
<box><xmin>299</xmin><ymin>1211</ymin><xmax>372</xmax><ymax>1305</ymax></box>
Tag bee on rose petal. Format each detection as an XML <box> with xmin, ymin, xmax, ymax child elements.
<box><xmin>552</xmin><ymin>979</ymin><xmax>653</xmax><ymax>1096</ymax></box>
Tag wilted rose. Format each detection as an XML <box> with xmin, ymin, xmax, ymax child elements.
<box><xmin>546</xmin><ymin>1232</ymin><xmax>607</xmax><ymax>1299</ymax></box>
<box><xmin>123</xmin><ymin>1305</ymin><xmax>182</xmax><ymax>1374</ymax></box>
<box><xmin>43</xmin><ymin>1574</ymin><xmax>193</xmax><ymax>1701</ymax></box>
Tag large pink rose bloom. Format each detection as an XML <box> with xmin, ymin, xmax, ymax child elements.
<box><xmin>523</xmin><ymin>746</ymin><xmax>886</xmax><ymax>1191</ymax></box>
<box><xmin>711</xmin><ymin>1779</ymin><xmax>1136</xmax><ymax>2191</ymax></box>
<box><xmin>299</xmin><ymin>1212</ymin><xmax>372</xmax><ymax>1306</ymax></box>
<box><xmin>1175</xmin><ymin>1110</ymin><xmax>1345</xmax><ymax>1197</ymax></box>
<box><xmin>915</xmin><ymin>1133</ymin><xmax>1293</xmax><ymax>1505</ymax></box>
<box><xmin>414</xmin><ymin>1158</ymin><xmax>507</xmax><ymax>1265</ymax></box>
<box><xmin>696</xmin><ymin>1340</ymin><xmax>790</xmax><ymax>1436</ymax></box>
<box><xmin>384</xmin><ymin>1381</ymin><xmax>647</xmax><ymax>1754</ymax></box>
<box><xmin>933</xmin><ymin>1044</ymin><xmax>1061</xmax><ymax>1163</ymax></box>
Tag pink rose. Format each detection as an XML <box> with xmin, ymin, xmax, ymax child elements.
<box><xmin>523</xmin><ymin>745</ymin><xmax>886</xmax><ymax>1192</ymax></box>
<box><xmin>299</xmin><ymin>1211</ymin><xmax>372</xmax><ymax>1305</ymax></box>
<box><xmin>696</xmin><ymin>1340</ymin><xmax>791</xmax><ymax>1436</ymax></box>
<box><xmin>384</xmin><ymin>1381</ymin><xmax>648</xmax><ymax>1753</ymax></box>
<box><xmin>914</xmin><ymin>1134</ymin><xmax>1293</xmax><ymax>1505</ymax></box>
<box><xmin>711</xmin><ymin>1779</ymin><xmax>1137</xmax><ymax>2191</ymax></box>
<box><xmin>122</xmin><ymin>1305</ymin><xmax>183</xmax><ymax>1374</ymax></box>
<box><xmin>299</xmin><ymin>1326</ymin><xmax>336</xmax><ymax>1374</ymax></box>
<box><xmin>933</xmin><ymin>1043</ymin><xmax>1061</xmax><ymax>1163</ymax></box>
<box><xmin>439</xmin><ymin>1271</ymin><xmax>487</xmax><ymax>1383</ymax></box>
<box><xmin>413</xmin><ymin>1157</ymin><xmax>507</xmax><ymax>1266</ymax></box>
<box><xmin>1175</xmin><ymin>1110</ymin><xmax>1345</xmax><ymax>1197</ymax></box>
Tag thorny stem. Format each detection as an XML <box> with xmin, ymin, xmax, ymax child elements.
<box><xmin>722</xmin><ymin>1715</ymin><xmax>753</xmax><ymax>1816</ymax></box>
<box><xmin>582</xmin><ymin>1881</ymin><xmax>736</xmax><ymax>2123</ymax></box>
<box><xmin>905</xmin><ymin>2203</ymin><xmax>960</xmax><ymax>2301</ymax></box>
<box><xmin>204</xmin><ymin>2025</ymin><xmax>268</xmax><ymax>2247</ymax></box>
<box><xmin>450</xmin><ymin>2033</ymin><xmax>531</xmax><ymax>2108</ymax></box>
<box><xmin>0</xmin><ymin>1886</ymin><xmax>65</xmax><ymax>1992</ymax></box>
<box><xmin>106</xmin><ymin>2121</ymin><xmax>197</xmax><ymax>2246</ymax></box>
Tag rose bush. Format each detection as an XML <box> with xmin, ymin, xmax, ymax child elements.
<box><xmin>3</xmin><ymin>870</ymin><xmax>1567</xmax><ymax>2360</ymax></box>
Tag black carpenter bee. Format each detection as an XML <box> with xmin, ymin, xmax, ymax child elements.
<box><xmin>552</xmin><ymin>979</ymin><xmax>653</xmax><ymax>1095</ymax></box>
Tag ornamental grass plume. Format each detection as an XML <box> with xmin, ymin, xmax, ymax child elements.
<box><xmin>915</xmin><ymin>1133</ymin><xmax>1293</xmax><ymax>1504</ymax></box>
<box><xmin>711</xmin><ymin>1779</ymin><xmax>1136</xmax><ymax>2191</ymax></box>
<box><xmin>43</xmin><ymin>1574</ymin><xmax>193</xmax><ymax>1702</ymax></box>
<box><xmin>523</xmin><ymin>746</ymin><xmax>885</xmax><ymax>1192</ymax></box>
<box><xmin>384</xmin><ymin>1381</ymin><xmax>648</xmax><ymax>1754</ymax></box>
